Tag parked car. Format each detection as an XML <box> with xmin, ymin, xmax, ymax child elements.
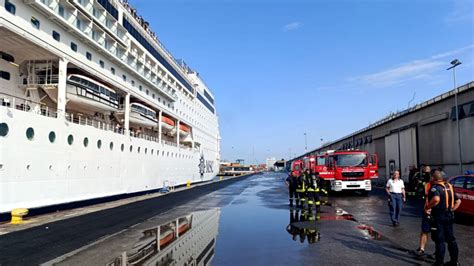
<box><xmin>448</xmin><ymin>175</ymin><xmax>474</xmax><ymax>216</ymax></box>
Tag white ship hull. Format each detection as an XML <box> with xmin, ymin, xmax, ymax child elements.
<box><xmin>0</xmin><ymin>0</ymin><xmax>221</xmax><ymax>214</ymax></box>
<box><xmin>0</xmin><ymin>107</ymin><xmax>218</xmax><ymax>213</ymax></box>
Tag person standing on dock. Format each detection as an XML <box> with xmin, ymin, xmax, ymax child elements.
<box><xmin>286</xmin><ymin>170</ymin><xmax>299</xmax><ymax>207</ymax></box>
<box><xmin>305</xmin><ymin>172</ymin><xmax>321</xmax><ymax>211</ymax></box>
<box><xmin>296</xmin><ymin>170</ymin><xmax>307</xmax><ymax>208</ymax></box>
<box><xmin>386</xmin><ymin>170</ymin><xmax>406</xmax><ymax>226</ymax></box>
<box><xmin>425</xmin><ymin>170</ymin><xmax>461</xmax><ymax>266</ymax></box>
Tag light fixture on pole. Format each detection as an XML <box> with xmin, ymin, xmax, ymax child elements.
<box><xmin>304</xmin><ymin>133</ymin><xmax>308</xmax><ymax>152</ymax></box>
<box><xmin>447</xmin><ymin>59</ymin><xmax>463</xmax><ymax>174</ymax></box>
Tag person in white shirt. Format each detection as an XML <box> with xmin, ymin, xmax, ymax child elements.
<box><xmin>386</xmin><ymin>170</ymin><xmax>406</xmax><ymax>226</ymax></box>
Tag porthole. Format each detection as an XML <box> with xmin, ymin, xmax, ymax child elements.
<box><xmin>26</xmin><ymin>127</ymin><xmax>34</xmax><ymax>140</ymax></box>
<box><xmin>0</xmin><ymin>123</ymin><xmax>9</xmax><ymax>137</ymax></box>
<box><xmin>49</xmin><ymin>165</ymin><xmax>53</xmax><ymax>171</ymax></box>
<box><xmin>109</xmin><ymin>142</ymin><xmax>114</xmax><ymax>150</ymax></box>
<box><xmin>97</xmin><ymin>139</ymin><xmax>102</xmax><ymax>149</ymax></box>
<box><xmin>26</xmin><ymin>164</ymin><xmax>31</xmax><ymax>171</ymax></box>
<box><xmin>130</xmin><ymin>145</ymin><xmax>133</xmax><ymax>152</ymax></box>
<box><xmin>145</xmin><ymin>148</ymin><xmax>147</xmax><ymax>154</ymax></box>
<box><xmin>48</xmin><ymin>131</ymin><xmax>56</xmax><ymax>143</ymax></box>
<box><xmin>138</xmin><ymin>147</ymin><xmax>141</xmax><ymax>153</ymax></box>
<box><xmin>83</xmin><ymin>137</ymin><xmax>89</xmax><ymax>147</ymax></box>
<box><xmin>68</xmin><ymin>134</ymin><xmax>74</xmax><ymax>145</ymax></box>
<box><xmin>121</xmin><ymin>143</ymin><xmax>124</xmax><ymax>152</ymax></box>
<box><xmin>151</xmin><ymin>149</ymin><xmax>154</xmax><ymax>155</ymax></box>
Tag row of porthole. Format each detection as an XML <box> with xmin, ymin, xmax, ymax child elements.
<box><xmin>0</xmin><ymin>123</ymin><xmax>193</xmax><ymax>159</ymax></box>
<box><xmin>25</xmin><ymin>164</ymin><xmax>114</xmax><ymax>171</ymax></box>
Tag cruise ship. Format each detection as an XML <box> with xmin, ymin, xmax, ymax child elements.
<box><xmin>0</xmin><ymin>0</ymin><xmax>220</xmax><ymax>214</ymax></box>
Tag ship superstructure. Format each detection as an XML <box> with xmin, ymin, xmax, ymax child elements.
<box><xmin>0</xmin><ymin>0</ymin><xmax>220</xmax><ymax>213</ymax></box>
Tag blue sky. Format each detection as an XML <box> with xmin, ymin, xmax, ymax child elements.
<box><xmin>129</xmin><ymin>0</ymin><xmax>474</xmax><ymax>164</ymax></box>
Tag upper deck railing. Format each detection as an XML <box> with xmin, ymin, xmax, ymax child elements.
<box><xmin>0</xmin><ymin>92</ymin><xmax>194</xmax><ymax>149</ymax></box>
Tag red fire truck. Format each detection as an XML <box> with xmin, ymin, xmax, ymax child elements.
<box><xmin>305</xmin><ymin>150</ymin><xmax>378</xmax><ymax>194</ymax></box>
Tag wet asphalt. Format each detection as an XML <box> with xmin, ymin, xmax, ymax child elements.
<box><xmin>1</xmin><ymin>172</ymin><xmax>473</xmax><ymax>265</ymax></box>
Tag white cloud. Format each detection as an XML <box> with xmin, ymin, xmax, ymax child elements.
<box><xmin>283</xmin><ymin>21</ymin><xmax>303</xmax><ymax>32</ymax></box>
<box><xmin>445</xmin><ymin>0</ymin><xmax>474</xmax><ymax>24</ymax></box>
<box><xmin>349</xmin><ymin>44</ymin><xmax>474</xmax><ymax>88</ymax></box>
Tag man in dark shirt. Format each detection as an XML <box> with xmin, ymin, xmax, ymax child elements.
<box><xmin>285</xmin><ymin>171</ymin><xmax>299</xmax><ymax>207</ymax></box>
<box><xmin>425</xmin><ymin>170</ymin><xmax>461</xmax><ymax>266</ymax></box>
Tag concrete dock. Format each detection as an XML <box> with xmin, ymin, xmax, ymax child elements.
<box><xmin>1</xmin><ymin>172</ymin><xmax>472</xmax><ymax>265</ymax></box>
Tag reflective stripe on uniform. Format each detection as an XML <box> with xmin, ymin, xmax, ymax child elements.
<box><xmin>437</xmin><ymin>182</ymin><xmax>455</xmax><ymax>210</ymax></box>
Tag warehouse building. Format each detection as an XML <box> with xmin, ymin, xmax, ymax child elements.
<box><xmin>292</xmin><ymin>81</ymin><xmax>474</xmax><ymax>184</ymax></box>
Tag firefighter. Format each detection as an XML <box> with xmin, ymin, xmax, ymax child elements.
<box><xmin>285</xmin><ymin>170</ymin><xmax>299</xmax><ymax>207</ymax></box>
<box><xmin>425</xmin><ymin>170</ymin><xmax>461</xmax><ymax>266</ymax></box>
<box><xmin>295</xmin><ymin>170</ymin><xmax>307</xmax><ymax>208</ymax></box>
<box><xmin>305</xmin><ymin>171</ymin><xmax>321</xmax><ymax>211</ymax></box>
<box><xmin>414</xmin><ymin>165</ymin><xmax>431</xmax><ymax>197</ymax></box>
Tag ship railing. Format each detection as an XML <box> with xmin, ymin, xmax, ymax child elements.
<box><xmin>22</xmin><ymin>74</ymin><xmax>59</xmax><ymax>86</ymax></box>
<box><xmin>0</xmin><ymin>92</ymin><xmax>58</xmax><ymax>118</ymax></box>
<box><xmin>130</xmin><ymin>131</ymin><xmax>160</xmax><ymax>143</ymax></box>
<box><xmin>162</xmin><ymin>140</ymin><xmax>177</xmax><ymax>147</ymax></box>
<box><xmin>65</xmin><ymin>113</ymin><xmax>120</xmax><ymax>132</ymax></box>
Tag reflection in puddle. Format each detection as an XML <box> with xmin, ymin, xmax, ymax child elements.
<box><xmin>286</xmin><ymin>203</ymin><xmax>383</xmax><ymax>246</ymax></box>
<box><xmin>286</xmin><ymin>210</ymin><xmax>321</xmax><ymax>244</ymax></box>
<box><xmin>108</xmin><ymin>209</ymin><xmax>220</xmax><ymax>266</ymax></box>
<box><xmin>356</xmin><ymin>225</ymin><xmax>382</xmax><ymax>240</ymax></box>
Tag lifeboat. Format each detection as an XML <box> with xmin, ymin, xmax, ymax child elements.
<box><xmin>161</xmin><ymin>115</ymin><xmax>175</xmax><ymax>131</ymax></box>
<box><xmin>177</xmin><ymin>221</ymin><xmax>190</xmax><ymax>235</ymax></box>
<box><xmin>159</xmin><ymin>226</ymin><xmax>175</xmax><ymax>247</ymax></box>
<box><xmin>179</xmin><ymin>123</ymin><xmax>190</xmax><ymax>137</ymax></box>
<box><xmin>115</xmin><ymin>102</ymin><xmax>158</xmax><ymax>128</ymax></box>
<box><xmin>65</xmin><ymin>74</ymin><xmax>119</xmax><ymax>114</ymax></box>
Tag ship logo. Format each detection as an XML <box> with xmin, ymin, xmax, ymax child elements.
<box><xmin>199</xmin><ymin>155</ymin><xmax>206</xmax><ymax>176</ymax></box>
<box><xmin>199</xmin><ymin>154</ymin><xmax>214</xmax><ymax>177</ymax></box>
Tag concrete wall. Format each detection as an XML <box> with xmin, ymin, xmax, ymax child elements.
<box><xmin>296</xmin><ymin>82</ymin><xmax>474</xmax><ymax>184</ymax></box>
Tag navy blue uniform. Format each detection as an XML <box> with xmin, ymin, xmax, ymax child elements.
<box><xmin>428</xmin><ymin>183</ymin><xmax>459</xmax><ymax>265</ymax></box>
<box><xmin>286</xmin><ymin>173</ymin><xmax>299</xmax><ymax>207</ymax></box>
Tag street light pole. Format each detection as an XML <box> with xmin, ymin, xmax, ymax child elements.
<box><xmin>447</xmin><ymin>59</ymin><xmax>463</xmax><ymax>174</ymax></box>
<box><xmin>304</xmin><ymin>133</ymin><xmax>308</xmax><ymax>152</ymax></box>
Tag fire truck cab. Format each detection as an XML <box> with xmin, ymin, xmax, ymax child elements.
<box><xmin>314</xmin><ymin>150</ymin><xmax>378</xmax><ymax>194</ymax></box>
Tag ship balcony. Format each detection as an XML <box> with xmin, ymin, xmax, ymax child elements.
<box><xmin>70</xmin><ymin>0</ymin><xmax>127</xmax><ymax>46</ymax></box>
<box><xmin>26</xmin><ymin>0</ymin><xmax>127</xmax><ymax>48</ymax></box>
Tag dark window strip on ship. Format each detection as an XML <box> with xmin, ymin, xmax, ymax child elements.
<box><xmin>197</xmin><ymin>92</ymin><xmax>215</xmax><ymax>114</ymax></box>
<box><xmin>97</xmin><ymin>0</ymin><xmax>118</xmax><ymax>20</ymax></box>
<box><xmin>203</xmin><ymin>89</ymin><xmax>214</xmax><ymax>105</ymax></box>
<box><xmin>122</xmin><ymin>18</ymin><xmax>194</xmax><ymax>94</ymax></box>
<box><xmin>196</xmin><ymin>238</ymin><xmax>215</xmax><ymax>264</ymax></box>
<box><xmin>203</xmin><ymin>249</ymin><xmax>215</xmax><ymax>265</ymax></box>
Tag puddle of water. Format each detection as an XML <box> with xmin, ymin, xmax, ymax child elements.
<box><xmin>52</xmin><ymin>173</ymin><xmax>414</xmax><ymax>265</ymax></box>
<box><xmin>56</xmin><ymin>209</ymin><xmax>221</xmax><ymax>266</ymax></box>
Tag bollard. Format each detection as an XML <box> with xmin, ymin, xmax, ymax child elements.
<box><xmin>186</xmin><ymin>180</ymin><xmax>191</xmax><ymax>188</ymax></box>
<box><xmin>11</xmin><ymin>208</ymin><xmax>29</xmax><ymax>224</ymax></box>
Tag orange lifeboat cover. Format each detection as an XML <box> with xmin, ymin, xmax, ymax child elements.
<box><xmin>179</xmin><ymin>124</ymin><xmax>190</xmax><ymax>132</ymax></box>
<box><xmin>161</xmin><ymin>116</ymin><xmax>175</xmax><ymax>126</ymax></box>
